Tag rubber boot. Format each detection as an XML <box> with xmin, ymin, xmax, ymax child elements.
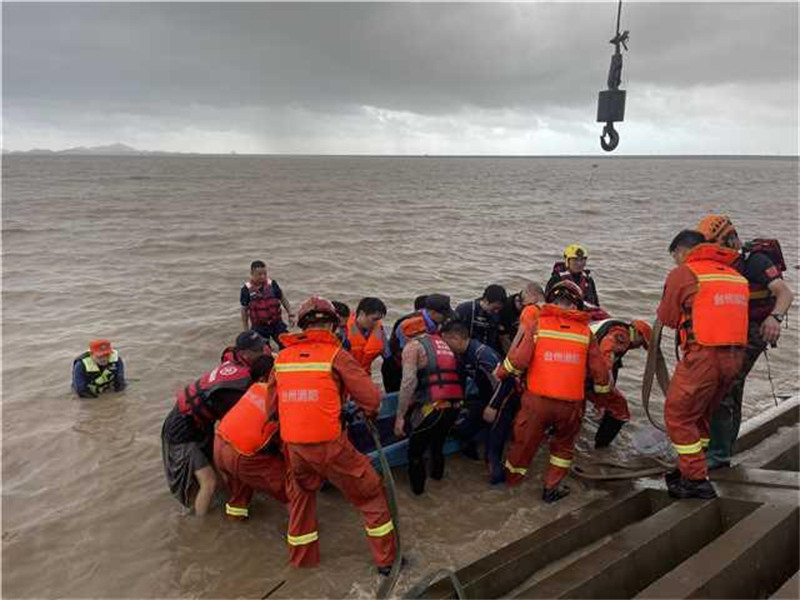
<box><xmin>668</xmin><ymin>477</ymin><xmax>718</xmax><ymax>500</ymax></box>
<box><xmin>542</xmin><ymin>485</ymin><xmax>571</xmax><ymax>503</ymax></box>
<box><xmin>378</xmin><ymin>557</ymin><xmax>408</xmax><ymax>576</ymax></box>
<box><xmin>594</xmin><ymin>413</ymin><xmax>625</xmax><ymax>448</ymax></box>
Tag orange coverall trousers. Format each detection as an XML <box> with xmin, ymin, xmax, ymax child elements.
<box><xmin>213</xmin><ymin>436</ymin><xmax>288</xmax><ymax>520</ymax></box>
<box><xmin>284</xmin><ymin>433</ymin><xmax>396</xmax><ymax>568</ymax></box>
<box><xmin>504</xmin><ymin>393</ymin><xmax>584</xmax><ymax>489</ymax></box>
<box><xmin>665</xmin><ymin>345</ymin><xmax>744</xmax><ymax>481</ymax></box>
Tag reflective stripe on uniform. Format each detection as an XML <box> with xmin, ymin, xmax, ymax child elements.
<box><xmin>593</xmin><ymin>383</ymin><xmax>612</xmax><ymax>394</ymax></box>
<box><xmin>287</xmin><ymin>531</ymin><xmax>319</xmax><ymax>546</ymax></box>
<box><xmin>537</xmin><ymin>330</ymin><xmax>590</xmax><ymax>345</ymax></box>
<box><xmin>504</xmin><ymin>459</ymin><xmax>527</xmax><ymax>475</ymax></box>
<box><xmin>749</xmin><ymin>289</ymin><xmax>771</xmax><ymax>300</ymax></box>
<box><xmin>549</xmin><ymin>455</ymin><xmax>572</xmax><ymax>469</ymax></box>
<box><xmin>502</xmin><ymin>357</ymin><xmax>522</xmax><ymax>376</ymax></box>
<box><xmin>695</xmin><ymin>274</ymin><xmax>748</xmax><ymax>284</ymax></box>
<box><xmin>673</xmin><ymin>440</ymin><xmax>704</xmax><ymax>455</ymax></box>
<box><xmin>700</xmin><ymin>437</ymin><xmax>710</xmax><ymax>448</ymax></box>
<box><xmin>274</xmin><ymin>362</ymin><xmax>332</xmax><ymax>373</ymax></box>
<box><xmin>225</xmin><ymin>503</ymin><xmax>249</xmax><ymax>517</ymax></box>
<box><xmin>365</xmin><ymin>520</ymin><xmax>394</xmax><ymax>537</ymax></box>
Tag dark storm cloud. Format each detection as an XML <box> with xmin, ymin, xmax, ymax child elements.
<box><xmin>2</xmin><ymin>2</ymin><xmax>797</xmax><ymax>154</ymax></box>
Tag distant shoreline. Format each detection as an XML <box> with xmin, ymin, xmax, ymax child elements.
<box><xmin>3</xmin><ymin>153</ymin><xmax>798</xmax><ymax>160</ymax></box>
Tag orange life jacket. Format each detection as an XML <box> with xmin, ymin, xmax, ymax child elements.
<box><xmin>345</xmin><ymin>313</ymin><xmax>385</xmax><ymax>372</ymax></box>
<box><xmin>682</xmin><ymin>244</ymin><xmax>749</xmax><ymax>347</ymax></box>
<box><xmin>527</xmin><ymin>305</ymin><xmax>592</xmax><ymax>401</ymax></box>
<box><xmin>400</xmin><ymin>315</ymin><xmax>429</xmax><ymax>340</ymax></box>
<box><xmin>217</xmin><ymin>382</ymin><xmax>279</xmax><ymax>456</ymax></box>
<box><xmin>274</xmin><ymin>329</ymin><xmax>343</xmax><ymax>444</ymax></box>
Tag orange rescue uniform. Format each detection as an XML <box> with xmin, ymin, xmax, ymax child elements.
<box><xmin>214</xmin><ymin>383</ymin><xmax>288</xmax><ymax>520</ymax></box>
<box><xmin>657</xmin><ymin>244</ymin><xmax>748</xmax><ymax>481</ymax></box>
<box><xmin>269</xmin><ymin>329</ymin><xmax>396</xmax><ymax>569</ymax></box>
<box><xmin>498</xmin><ymin>304</ymin><xmax>611</xmax><ymax>488</ymax></box>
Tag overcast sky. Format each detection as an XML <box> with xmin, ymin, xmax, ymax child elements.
<box><xmin>3</xmin><ymin>2</ymin><xmax>798</xmax><ymax>155</ymax></box>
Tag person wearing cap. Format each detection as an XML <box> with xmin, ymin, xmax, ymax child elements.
<box><xmin>496</xmin><ymin>280</ymin><xmax>612</xmax><ymax>502</ymax></box>
<box><xmin>240</xmin><ymin>260</ymin><xmax>295</xmax><ymax>349</ymax></box>
<box><xmin>696</xmin><ymin>215</ymin><xmax>794</xmax><ymax>470</ymax></box>
<box><xmin>161</xmin><ymin>331</ymin><xmax>272</xmax><ymax>516</ymax></box>
<box><xmin>382</xmin><ymin>293</ymin><xmax>453</xmax><ymax>392</ymax></box>
<box><xmin>455</xmin><ymin>284</ymin><xmax>508</xmax><ymax>353</ymax></box>
<box><xmin>657</xmin><ymin>229</ymin><xmax>748</xmax><ymax>500</ymax></box>
<box><xmin>546</xmin><ymin>244</ymin><xmax>600</xmax><ymax>308</ymax></box>
<box><xmin>267</xmin><ymin>296</ymin><xmax>397</xmax><ymax>573</ymax></box>
<box><xmin>72</xmin><ymin>340</ymin><xmax>126</xmax><ymax>398</ymax></box>
<box><xmin>498</xmin><ymin>282</ymin><xmax>545</xmax><ymax>353</ymax></box>
<box><xmin>393</xmin><ymin>297</ymin><xmax>464</xmax><ymax>495</ymax></box>
<box><xmin>587</xmin><ymin>318</ymin><xmax>652</xmax><ymax>448</ymax></box>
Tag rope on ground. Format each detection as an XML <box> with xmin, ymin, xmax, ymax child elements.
<box><xmin>367</xmin><ymin>418</ymin><xmax>403</xmax><ymax>600</ymax></box>
<box><xmin>403</xmin><ymin>568</ymin><xmax>467</xmax><ymax>600</ymax></box>
<box><xmin>641</xmin><ymin>320</ymin><xmax>670</xmax><ymax>432</ymax></box>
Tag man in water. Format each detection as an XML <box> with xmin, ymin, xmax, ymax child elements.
<box><xmin>72</xmin><ymin>339</ymin><xmax>126</xmax><ymax>398</ymax></box>
<box><xmin>240</xmin><ymin>260</ymin><xmax>295</xmax><ymax>348</ymax></box>
<box><xmin>161</xmin><ymin>331</ymin><xmax>271</xmax><ymax>516</ymax></box>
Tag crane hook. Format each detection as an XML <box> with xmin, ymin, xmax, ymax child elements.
<box><xmin>600</xmin><ymin>122</ymin><xmax>619</xmax><ymax>152</ymax></box>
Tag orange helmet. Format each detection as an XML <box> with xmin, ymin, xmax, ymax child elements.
<box><xmin>697</xmin><ymin>214</ymin><xmax>737</xmax><ymax>243</ymax></box>
<box><xmin>546</xmin><ymin>280</ymin><xmax>584</xmax><ymax>309</ymax></box>
<box><xmin>297</xmin><ymin>296</ymin><xmax>338</xmax><ymax>328</ymax></box>
<box><xmin>631</xmin><ymin>319</ymin><xmax>652</xmax><ymax>349</ymax></box>
<box><xmin>89</xmin><ymin>339</ymin><xmax>113</xmax><ymax>356</ymax></box>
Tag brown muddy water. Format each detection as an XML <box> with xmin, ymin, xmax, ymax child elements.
<box><xmin>2</xmin><ymin>156</ymin><xmax>798</xmax><ymax>598</ymax></box>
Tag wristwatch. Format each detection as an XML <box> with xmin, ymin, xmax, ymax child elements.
<box><xmin>770</xmin><ymin>313</ymin><xmax>784</xmax><ymax>323</ymax></box>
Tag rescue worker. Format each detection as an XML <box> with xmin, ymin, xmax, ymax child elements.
<box><xmin>72</xmin><ymin>339</ymin><xmax>126</xmax><ymax>398</ymax></box>
<box><xmin>697</xmin><ymin>215</ymin><xmax>794</xmax><ymax>470</ymax></box>
<box><xmin>440</xmin><ymin>320</ymin><xmax>519</xmax><ymax>484</ymax></box>
<box><xmin>268</xmin><ymin>296</ymin><xmax>397</xmax><ymax>573</ymax></box>
<box><xmin>240</xmin><ymin>260</ymin><xmax>295</xmax><ymax>348</ymax></box>
<box><xmin>455</xmin><ymin>284</ymin><xmax>508</xmax><ymax>353</ymax></box>
<box><xmin>657</xmin><ymin>229</ymin><xmax>748</xmax><ymax>499</ymax></box>
<box><xmin>497</xmin><ymin>281</ymin><xmax>612</xmax><ymax>502</ymax></box>
<box><xmin>214</xmin><ymin>374</ymin><xmax>289</xmax><ymax>521</ymax></box>
<box><xmin>498</xmin><ymin>282</ymin><xmax>545</xmax><ymax>353</ymax></box>
<box><xmin>394</xmin><ymin>308</ymin><xmax>464</xmax><ymax>495</ymax></box>
<box><xmin>382</xmin><ymin>294</ymin><xmax>453</xmax><ymax>392</ymax></box>
<box><xmin>588</xmin><ymin>318</ymin><xmax>652</xmax><ymax>448</ymax></box>
<box><xmin>160</xmin><ymin>331</ymin><xmax>271</xmax><ymax>516</ymax></box>
<box><xmin>546</xmin><ymin>244</ymin><xmax>601</xmax><ymax>308</ymax></box>
<box><xmin>342</xmin><ymin>297</ymin><xmax>390</xmax><ymax>375</ymax></box>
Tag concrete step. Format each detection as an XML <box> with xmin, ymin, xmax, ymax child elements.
<box><xmin>418</xmin><ymin>488</ymin><xmax>672</xmax><ymax>599</ymax></box>
<box><xmin>636</xmin><ymin>503</ymin><xmax>799</xmax><ymax>599</ymax></box>
<box><xmin>512</xmin><ymin>497</ymin><xmax>758</xmax><ymax>599</ymax></box>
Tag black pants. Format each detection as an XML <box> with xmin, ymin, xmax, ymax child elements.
<box><xmin>407</xmin><ymin>407</ymin><xmax>459</xmax><ymax>495</ymax></box>
<box><xmin>253</xmin><ymin>322</ymin><xmax>289</xmax><ymax>350</ymax></box>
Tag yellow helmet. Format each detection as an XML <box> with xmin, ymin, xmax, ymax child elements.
<box><xmin>563</xmin><ymin>244</ymin><xmax>588</xmax><ymax>260</ymax></box>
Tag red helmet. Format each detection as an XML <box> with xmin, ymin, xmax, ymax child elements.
<box><xmin>297</xmin><ymin>296</ymin><xmax>338</xmax><ymax>328</ymax></box>
<box><xmin>546</xmin><ymin>280</ymin><xmax>584</xmax><ymax>309</ymax></box>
